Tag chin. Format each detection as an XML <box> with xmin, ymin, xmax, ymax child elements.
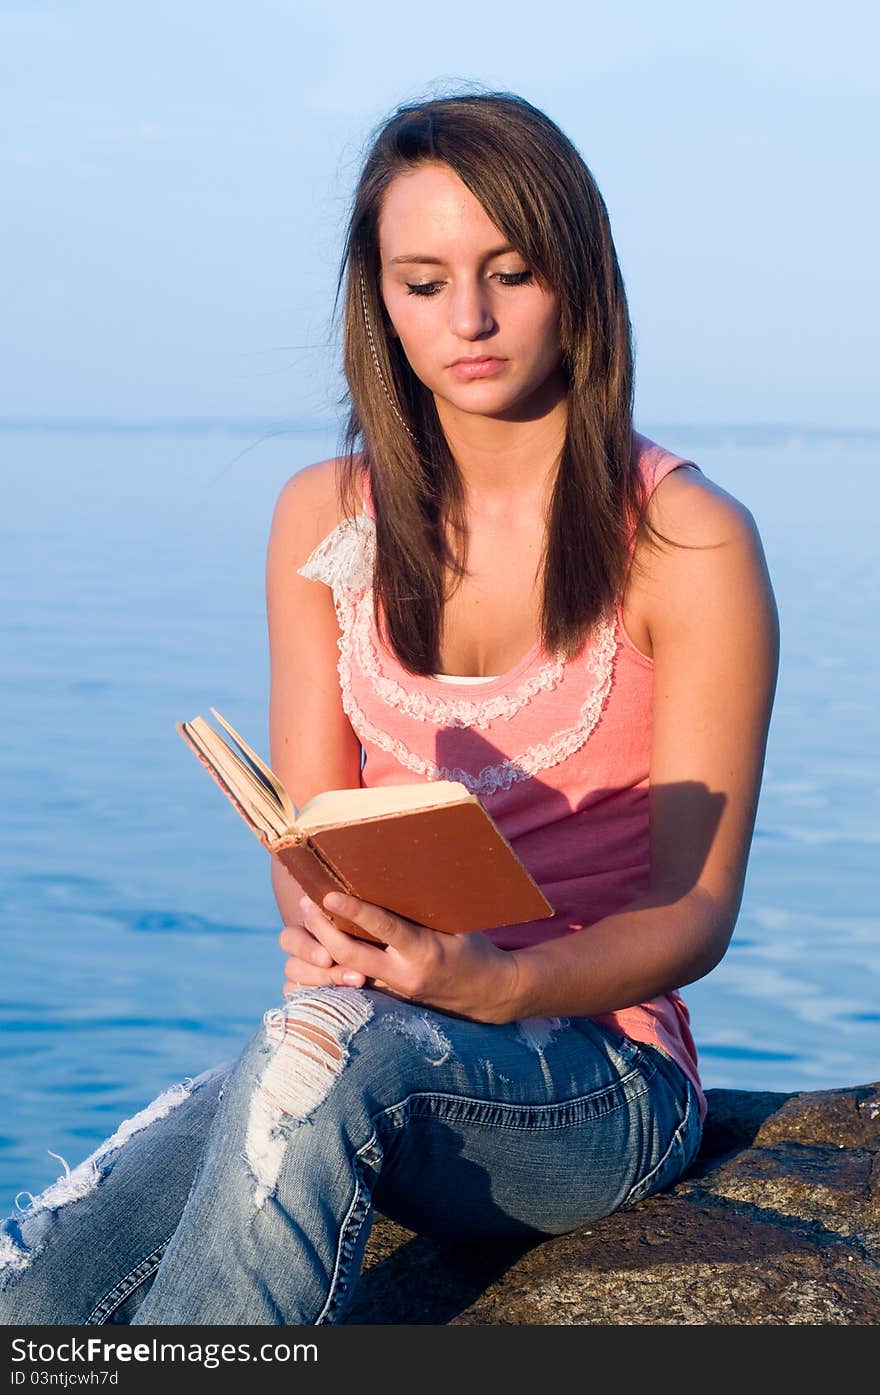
<box><xmin>438</xmin><ymin>380</ymin><xmax>526</xmax><ymax>412</ymax></box>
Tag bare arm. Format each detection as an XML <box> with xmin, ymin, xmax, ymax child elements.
<box><xmin>504</xmin><ymin>470</ymin><xmax>780</xmax><ymax>1020</ymax></box>
<box><xmin>265</xmin><ymin>459</ymin><xmax>363</xmax><ymax>930</ymax></box>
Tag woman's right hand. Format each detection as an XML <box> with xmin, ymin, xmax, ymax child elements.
<box><xmin>272</xmin><ymin>859</ymin><xmax>368</xmax><ymax>991</ymax></box>
<box><xmin>273</xmin><ymin>859</ymin><xmax>348</xmax><ymax>992</ymax></box>
<box><xmin>278</xmin><ymin>920</ymin><xmax>354</xmax><ymax>994</ymax></box>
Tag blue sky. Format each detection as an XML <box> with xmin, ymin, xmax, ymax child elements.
<box><xmin>1</xmin><ymin>0</ymin><xmax>877</xmax><ymax>428</ymax></box>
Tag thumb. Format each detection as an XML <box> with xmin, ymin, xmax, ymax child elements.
<box><xmin>322</xmin><ymin>892</ymin><xmax>419</xmax><ymax>949</ymax></box>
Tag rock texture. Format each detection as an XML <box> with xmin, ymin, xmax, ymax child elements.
<box><xmin>345</xmin><ymin>1080</ymin><xmax>880</xmax><ymax>1325</ymax></box>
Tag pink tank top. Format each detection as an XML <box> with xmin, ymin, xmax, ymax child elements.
<box><xmin>298</xmin><ymin>430</ymin><xmax>706</xmax><ymax>1118</ymax></box>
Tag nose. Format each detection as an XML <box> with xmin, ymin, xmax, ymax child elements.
<box><xmin>448</xmin><ymin>277</ymin><xmax>496</xmax><ymax>341</ymax></box>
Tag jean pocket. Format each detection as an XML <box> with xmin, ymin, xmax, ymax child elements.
<box><xmin>619</xmin><ymin>1078</ymin><xmax>701</xmax><ymax>1210</ymax></box>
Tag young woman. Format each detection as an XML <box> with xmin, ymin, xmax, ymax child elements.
<box><xmin>0</xmin><ymin>91</ymin><xmax>779</xmax><ymax>1325</ymax></box>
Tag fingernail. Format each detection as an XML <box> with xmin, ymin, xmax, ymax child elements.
<box><xmin>342</xmin><ymin>971</ymin><xmax>363</xmax><ymax>986</ymax></box>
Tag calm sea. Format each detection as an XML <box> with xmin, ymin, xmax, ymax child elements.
<box><xmin>1</xmin><ymin>422</ymin><xmax>878</xmax><ymax>1213</ymax></box>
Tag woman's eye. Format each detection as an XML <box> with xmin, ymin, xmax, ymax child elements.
<box><xmin>404</xmin><ymin>270</ymin><xmax>534</xmax><ymax>297</ymax></box>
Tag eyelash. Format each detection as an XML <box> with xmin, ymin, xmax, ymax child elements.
<box><xmin>405</xmin><ymin>270</ymin><xmax>534</xmax><ymax>297</ymax></box>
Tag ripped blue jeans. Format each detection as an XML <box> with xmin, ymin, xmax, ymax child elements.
<box><xmin>0</xmin><ymin>988</ymin><xmax>701</xmax><ymax>1325</ymax></box>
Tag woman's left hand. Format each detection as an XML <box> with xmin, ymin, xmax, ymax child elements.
<box><xmin>292</xmin><ymin>892</ymin><xmax>520</xmax><ymax>1024</ymax></box>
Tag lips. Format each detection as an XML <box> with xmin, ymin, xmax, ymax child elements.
<box><xmin>448</xmin><ymin>355</ymin><xmax>507</xmax><ymax>380</ymax></box>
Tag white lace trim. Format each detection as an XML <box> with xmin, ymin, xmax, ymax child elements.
<box><xmin>351</xmin><ymin>582</ymin><xmax>569</xmax><ymax>729</ymax></box>
<box><xmin>298</xmin><ymin>511</ymin><xmax>569</xmax><ymax>729</ymax></box>
<box><xmin>342</xmin><ymin>615</ymin><xmax>619</xmax><ymax>795</ymax></box>
<box><xmin>296</xmin><ymin>511</ymin><xmax>374</xmax><ymax>599</ymax></box>
<box><xmin>297</xmin><ymin>510</ymin><xmax>620</xmax><ymax>794</ymax></box>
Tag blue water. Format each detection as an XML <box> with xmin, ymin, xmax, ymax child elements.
<box><xmin>1</xmin><ymin>422</ymin><xmax>878</xmax><ymax>1214</ymax></box>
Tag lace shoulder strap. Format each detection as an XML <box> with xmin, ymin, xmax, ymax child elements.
<box><xmin>296</xmin><ymin>507</ymin><xmax>375</xmax><ymax>603</ymax></box>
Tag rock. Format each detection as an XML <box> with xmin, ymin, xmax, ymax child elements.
<box><xmin>344</xmin><ymin>1080</ymin><xmax>880</xmax><ymax>1325</ymax></box>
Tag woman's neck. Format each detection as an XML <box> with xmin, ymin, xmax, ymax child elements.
<box><xmin>434</xmin><ymin>383</ymin><xmax>568</xmax><ymax>513</ymax></box>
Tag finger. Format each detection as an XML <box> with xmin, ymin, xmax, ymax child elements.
<box><xmin>320</xmin><ymin>892</ymin><xmax>421</xmax><ymax>954</ymax></box>
<box><xmin>283</xmin><ymin>961</ymin><xmax>368</xmax><ymax>995</ymax></box>
<box><xmin>299</xmin><ymin>895</ymin><xmax>389</xmax><ymax>977</ymax></box>
<box><xmin>279</xmin><ymin>923</ymin><xmax>335</xmax><ymax>969</ymax></box>
<box><xmin>282</xmin><ymin>956</ymin><xmax>341</xmax><ymax>993</ymax></box>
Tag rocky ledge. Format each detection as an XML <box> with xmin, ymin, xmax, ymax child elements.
<box><xmin>345</xmin><ymin>1079</ymin><xmax>880</xmax><ymax>1325</ymax></box>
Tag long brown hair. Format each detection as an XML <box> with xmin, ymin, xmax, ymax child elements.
<box><xmin>333</xmin><ymin>90</ymin><xmax>663</xmax><ymax>675</ymax></box>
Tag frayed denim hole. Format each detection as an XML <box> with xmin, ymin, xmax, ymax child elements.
<box><xmin>378</xmin><ymin>1008</ymin><xmax>455</xmax><ymax>1065</ymax></box>
<box><xmin>514</xmin><ymin>1016</ymin><xmax>569</xmax><ymax>1091</ymax></box>
<box><xmin>245</xmin><ymin>989</ymin><xmax>375</xmax><ymax>1210</ymax></box>
<box><xmin>0</xmin><ymin>1072</ymin><xmax>206</xmax><ymax>1287</ymax></box>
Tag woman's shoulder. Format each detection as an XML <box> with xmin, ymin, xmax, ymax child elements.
<box><xmin>647</xmin><ymin>457</ymin><xmax>760</xmax><ymax>553</ymax></box>
<box><xmin>633</xmin><ymin>442</ymin><xmax>773</xmax><ymax>665</ymax></box>
<box><xmin>271</xmin><ymin>454</ymin><xmax>368</xmax><ymax>553</ymax></box>
<box><xmin>623</xmin><ymin>439</ymin><xmax>767</xmax><ymax>664</ymax></box>
<box><xmin>633</xmin><ymin>430</ymin><xmax>758</xmax><ymax>548</ymax></box>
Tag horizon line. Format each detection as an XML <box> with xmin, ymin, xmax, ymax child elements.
<box><xmin>0</xmin><ymin>416</ymin><xmax>878</xmax><ymax>440</ymax></box>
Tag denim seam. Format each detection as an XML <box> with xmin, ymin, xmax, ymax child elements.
<box><xmin>85</xmin><ymin>1232</ymin><xmax>176</xmax><ymax>1325</ymax></box>
<box><xmin>393</xmin><ymin>1090</ymin><xmax>641</xmax><ymax>1132</ymax></box>
<box><xmin>324</xmin><ymin>1163</ymin><xmax>374</xmax><ymax>1325</ymax></box>
<box><xmin>365</xmin><ymin>1066</ymin><xmax>654</xmax><ymax>1134</ymax></box>
<box><xmin>620</xmin><ymin>1081</ymin><xmax>698</xmax><ymax>1209</ymax></box>
<box><xmin>315</xmin><ymin>1130</ymin><xmax>380</xmax><ymax>1326</ymax></box>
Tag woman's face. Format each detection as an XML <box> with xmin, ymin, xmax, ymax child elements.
<box><xmin>377</xmin><ymin>162</ymin><xmax>565</xmax><ymax>423</ymax></box>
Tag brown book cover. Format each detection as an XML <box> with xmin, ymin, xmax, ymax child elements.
<box><xmin>176</xmin><ymin>709</ymin><xmax>554</xmax><ymax>944</ymax></box>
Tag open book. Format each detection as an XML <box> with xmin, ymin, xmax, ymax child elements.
<box><xmin>177</xmin><ymin>708</ymin><xmax>554</xmax><ymax>943</ymax></box>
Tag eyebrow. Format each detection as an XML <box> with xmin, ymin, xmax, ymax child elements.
<box><xmin>388</xmin><ymin>244</ymin><xmax>518</xmax><ymax>266</ymax></box>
